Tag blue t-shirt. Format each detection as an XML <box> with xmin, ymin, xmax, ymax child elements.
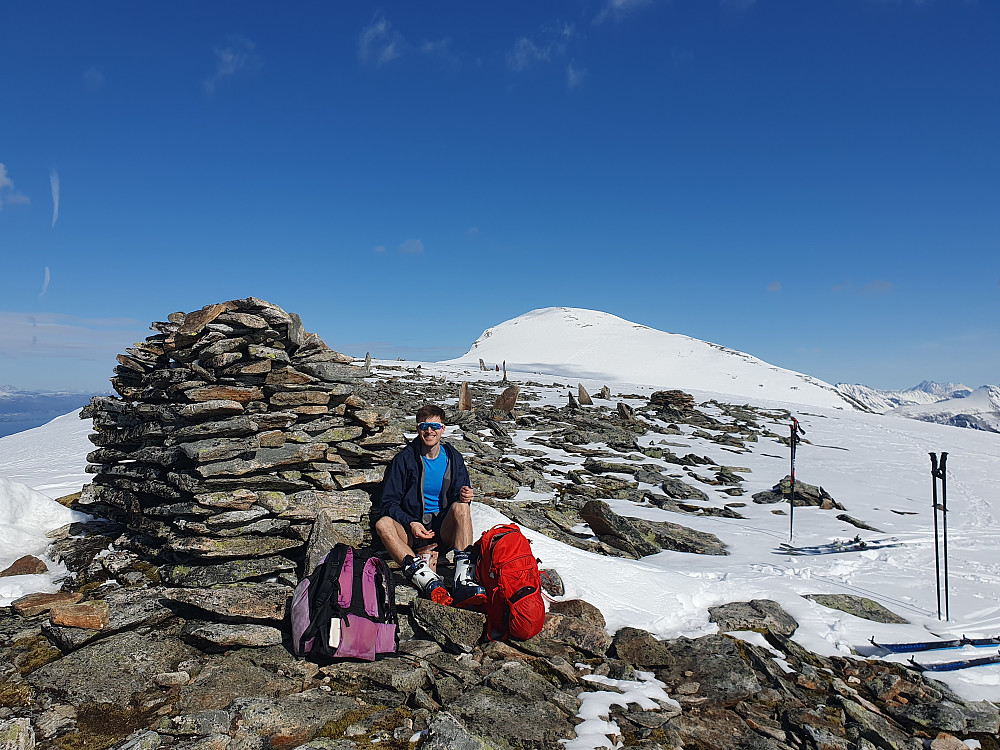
<box><xmin>421</xmin><ymin>449</ymin><xmax>449</xmax><ymax>514</ymax></box>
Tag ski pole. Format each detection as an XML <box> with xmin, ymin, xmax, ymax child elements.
<box><xmin>789</xmin><ymin>418</ymin><xmax>806</xmax><ymax>542</ymax></box>
<box><xmin>930</xmin><ymin>453</ymin><xmax>942</xmax><ymax>620</ymax></box>
<box><xmin>940</xmin><ymin>452</ymin><xmax>950</xmax><ymax>621</ymax></box>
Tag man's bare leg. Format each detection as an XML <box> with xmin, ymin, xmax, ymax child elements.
<box><xmin>374</xmin><ymin>515</ymin><xmax>416</xmax><ymax>566</ymax></box>
<box><xmin>439</xmin><ymin>502</ymin><xmax>473</xmax><ymax>551</ymax></box>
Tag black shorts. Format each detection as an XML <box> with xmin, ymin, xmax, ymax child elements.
<box><xmin>413</xmin><ymin>510</ymin><xmax>451</xmax><ymax>554</ymax></box>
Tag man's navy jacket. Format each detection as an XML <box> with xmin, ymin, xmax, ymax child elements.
<box><xmin>379</xmin><ymin>438</ymin><xmax>471</xmax><ymax>526</ymax></box>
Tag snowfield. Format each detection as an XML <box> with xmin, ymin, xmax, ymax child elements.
<box><xmin>2</xmin><ymin>308</ymin><xmax>1000</xmax><ymax>702</ymax></box>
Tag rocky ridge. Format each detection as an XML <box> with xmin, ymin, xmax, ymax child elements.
<box><xmin>1</xmin><ymin>300</ymin><xmax>997</xmax><ymax>750</ymax></box>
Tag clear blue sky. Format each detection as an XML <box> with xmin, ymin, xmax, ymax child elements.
<box><xmin>2</xmin><ymin>1</ymin><xmax>997</xmax><ymax>393</ymax></box>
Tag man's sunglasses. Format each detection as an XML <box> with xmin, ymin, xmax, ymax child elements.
<box><xmin>417</xmin><ymin>422</ymin><xmax>444</xmax><ymax>432</ymax></box>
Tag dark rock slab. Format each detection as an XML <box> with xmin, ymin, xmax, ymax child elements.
<box><xmin>178</xmin><ymin>400</ymin><xmax>246</xmax><ymax>420</ymax></box>
<box><xmin>411</xmin><ymin>599</ymin><xmax>485</xmax><ymax>653</ymax></box>
<box><xmin>195</xmin><ymin>443</ymin><xmax>328</xmax><ymax>478</ymax></box>
<box><xmin>166</xmin><ymin>535</ymin><xmax>301</xmax><ymax>560</ymax></box>
<box><xmin>422</xmin><ymin>712</ymin><xmax>495</xmax><ymax>750</ymax></box>
<box><xmin>548</xmin><ymin>599</ymin><xmax>606</xmax><ymax>629</ymax></box>
<box><xmin>26</xmin><ymin>630</ymin><xmax>199</xmax><ymax>705</ymax></box>
<box><xmin>160</xmin><ymin>555</ymin><xmax>295</xmax><ymax>587</ymax></box>
<box><xmin>638</xmin><ymin>516</ymin><xmax>729</xmax><ymax>556</ymax></box>
<box><xmin>161</xmin><ymin>583</ymin><xmax>292</xmax><ymax>622</ymax></box>
<box><xmin>44</xmin><ymin>586</ymin><xmax>174</xmax><ymax>652</ymax></box>
<box><xmin>227</xmin><ymin>690</ymin><xmax>360</xmax><ymax>750</ymax></box>
<box><xmin>173</xmin><ymin>646</ymin><xmax>312</xmax><ymax>713</ymax></box>
<box><xmin>804</xmin><ymin>594</ymin><xmax>908</xmax><ymax>624</ymax></box>
<box><xmin>612</xmin><ymin>626</ymin><xmax>675</xmax><ymax>668</ymax></box>
<box><xmin>752</xmin><ymin>476</ymin><xmax>845</xmax><ymax>510</ymax></box>
<box><xmin>580</xmin><ymin>500</ymin><xmax>661</xmax><ymax>558</ymax></box>
<box><xmin>181</xmin><ymin>621</ymin><xmax>284</xmax><ymax>649</ymax></box>
<box><xmin>448</xmin><ymin>686</ymin><xmax>573</xmax><ymax>749</ymax></box>
<box><xmin>655</xmin><ymin>634</ymin><xmax>765</xmax><ymax>705</ymax></box>
<box><xmin>709</xmin><ymin>599</ymin><xmax>798</xmax><ymax>636</ymax></box>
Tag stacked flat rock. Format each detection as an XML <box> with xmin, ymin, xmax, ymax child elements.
<box><xmin>78</xmin><ymin>298</ymin><xmax>404</xmax><ymax>611</ymax></box>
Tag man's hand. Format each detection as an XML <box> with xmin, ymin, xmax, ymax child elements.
<box><xmin>459</xmin><ymin>485</ymin><xmax>474</xmax><ymax>503</ymax></box>
<box><xmin>409</xmin><ymin>521</ymin><xmax>435</xmax><ymax>540</ymax></box>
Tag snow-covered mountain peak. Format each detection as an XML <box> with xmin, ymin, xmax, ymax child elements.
<box><xmin>891</xmin><ymin>384</ymin><xmax>1000</xmax><ymax>433</ymax></box>
<box><xmin>910</xmin><ymin>380</ymin><xmax>973</xmax><ymax>399</ymax></box>
<box><xmin>447</xmin><ymin>307</ymin><xmax>856</xmax><ymax>410</ymax></box>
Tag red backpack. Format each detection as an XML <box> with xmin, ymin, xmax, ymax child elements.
<box><xmin>473</xmin><ymin>524</ymin><xmax>545</xmax><ymax>641</ymax></box>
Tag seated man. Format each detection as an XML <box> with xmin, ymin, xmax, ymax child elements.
<box><xmin>375</xmin><ymin>404</ymin><xmax>485</xmax><ymax>605</ymax></box>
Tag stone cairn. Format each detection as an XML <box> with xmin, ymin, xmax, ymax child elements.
<box><xmin>78</xmin><ymin>298</ymin><xmax>405</xmax><ymax>620</ymax></box>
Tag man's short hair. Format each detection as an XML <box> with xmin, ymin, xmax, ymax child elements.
<box><xmin>416</xmin><ymin>404</ymin><xmax>446</xmax><ymax>424</ymax></box>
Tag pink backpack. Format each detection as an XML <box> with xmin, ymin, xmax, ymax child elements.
<box><xmin>290</xmin><ymin>545</ymin><xmax>398</xmax><ymax>661</ymax></box>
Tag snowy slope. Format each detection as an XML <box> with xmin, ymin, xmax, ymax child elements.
<box><xmin>0</xmin><ymin>409</ymin><xmax>94</xmax><ymax>497</ymax></box>
<box><xmin>835</xmin><ymin>381</ymin><xmax>973</xmax><ymax>414</ymax></box>
<box><xmin>446</xmin><ymin>308</ymin><xmax>855</xmax><ymax>410</ymax></box>
<box><xmin>891</xmin><ymin>385</ymin><xmax>1000</xmax><ymax>433</ymax></box>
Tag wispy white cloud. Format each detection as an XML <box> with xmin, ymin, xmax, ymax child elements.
<box><xmin>39</xmin><ymin>267</ymin><xmax>51</xmax><ymax>298</ymax></box>
<box><xmin>507</xmin><ymin>24</ymin><xmax>575</xmax><ymax>73</ymax></box>
<box><xmin>0</xmin><ymin>311</ymin><xmax>147</xmax><ymax>360</ymax></box>
<box><xmin>203</xmin><ymin>36</ymin><xmax>260</xmax><ymax>95</ymax></box>
<box><xmin>567</xmin><ymin>62</ymin><xmax>586</xmax><ymax>90</ymax></box>
<box><xmin>83</xmin><ymin>66</ymin><xmax>105</xmax><ymax>91</ymax></box>
<box><xmin>467</xmin><ymin>227</ymin><xmax>479</xmax><ymax>237</ymax></box>
<box><xmin>359</xmin><ymin>11</ymin><xmax>405</xmax><ymax>67</ymax></box>
<box><xmin>359</xmin><ymin>13</ymin><xmax>457</xmax><ymax>69</ymax></box>
<box><xmin>766</xmin><ymin>281</ymin><xmax>782</xmax><ymax>293</ymax></box>
<box><xmin>594</xmin><ymin>0</ymin><xmax>653</xmax><ymax>25</ymax></box>
<box><xmin>419</xmin><ymin>38</ymin><xmax>460</xmax><ymax>70</ymax></box>
<box><xmin>399</xmin><ymin>239</ymin><xmax>425</xmax><ymax>255</ymax></box>
<box><xmin>0</xmin><ymin>163</ymin><xmax>30</xmax><ymax>209</ymax></box>
<box><xmin>508</xmin><ymin>38</ymin><xmax>551</xmax><ymax>72</ymax></box>
<box><xmin>374</xmin><ymin>245</ymin><xmax>387</xmax><ymax>253</ymax></box>
<box><xmin>50</xmin><ymin>170</ymin><xmax>60</xmax><ymax>227</ymax></box>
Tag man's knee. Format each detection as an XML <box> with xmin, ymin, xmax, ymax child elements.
<box><xmin>375</xmin><ymin>514</ymin><xmax>402</xmax><ymax>541</ymax></box>
<box><xmin>448</xmin><ymin>501</ymin><xmax>471</xmax><ymax>524</ymax></box>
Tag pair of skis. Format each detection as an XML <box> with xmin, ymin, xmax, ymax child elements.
<box><xmin>778</xmin><ymin>536</ymin><xmax>901</xmax><ymax>556</ymax></box>
<box><xmin>870</xmin><ymin>635</ymin><xmax>1000</xmax><ymax>672</ymax></box>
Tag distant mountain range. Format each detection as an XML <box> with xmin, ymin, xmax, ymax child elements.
<box><xmin>834</xmin><ymin>381</ymin><xmax>999</xmax><ymax>433</ymax></box>
<box><xmin>833</xmin><ymin>381</ymin><xmax>974</xmax><ymax>413</ymax></box>
<box><xmin>0</xmin><ymin>386</ymin><xmax>99</xmax><ymax>438</ymax></box>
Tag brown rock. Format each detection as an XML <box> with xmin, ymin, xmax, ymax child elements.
<box><xmin>265</xmin><ymin>367</ymin><xmax>317</xmax><ymax>386</ymax></box>
<box><xmin>49</xmin><ymin>600</ymin><xmax>111</xmax><ymax>629</ymax></box>
<box><xmin>194</xmin><ymin>489</ymin><xmax>259</xmax><ymax>510</ymax></box>
<box><xmin>179</xmin><ymin>400</ymin><xmax>245</xmax><ymax>419</ymax></box>
<box><xmin>270</xmin><ymin>391</ymin><xmax>330</xmax><ymax>406</ymax></box>
<box><xmin>224</xmin><ymin>359</ymin><xmax>272</xmax><ymax>375</ymax></box>
<box><xmin>548</xmin><ymin>599</ymin><xmax>606</xmax><ymax>629</ymax></box>
<box><xmin>186</xmin><ymin>385</ymin><xmax>264</xmax><ymax>403</ymax></box>
<box><xmin>177</xmin><ymin>303</ymin><xmax>229</xmax><ymax>335</ymax></box>
<box><xmin>578</xmin><ymin>384</ymin><xmax>594</xmax><ymax>406</ymax></box>
<box><xmin>494</xmin><ymin>384</ymin><xmax>520</xmax><ymax>413</ymax></box>
<box><xmin>12</xmin><ymin>591</ymin><xmax>83</xmax><ymax>617</ymax></box>
<box><xmin>0</xmin><ymin>555</ymin><xmax>49</xmax><ymax>577</ymax></box>
<box><xmin>258</xmin><ymin>430</ymin><xmax>287</xmax><ymax>447</ymax></box>
<box><xmin>162</xmin><ymin>584</ymin><xmax>292</xmax><ymax>622</ymax></box>
<box><xmin>459</xmin><ymin>382</ymin><xmax>472</xmax><ymax>411</ymax></box>
<box><xmin>289</xmin><ymin>405</ymin><xmax>329</xmax><ymax>415</ymax></box>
